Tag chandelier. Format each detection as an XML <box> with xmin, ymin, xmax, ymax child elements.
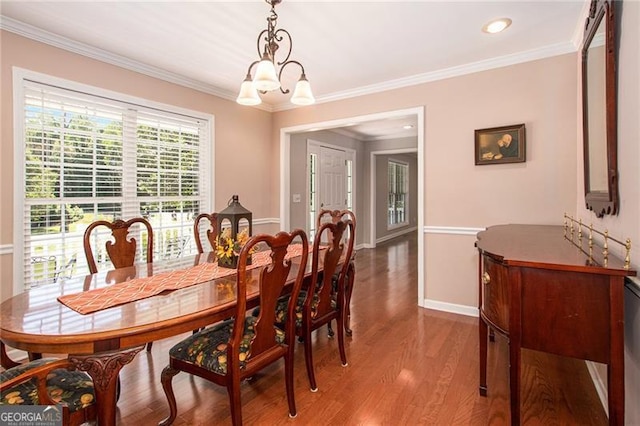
<box><xmin>236</xmin><ymin>0</ymin><xmax>315</xmax><ymax>106</ymax></box>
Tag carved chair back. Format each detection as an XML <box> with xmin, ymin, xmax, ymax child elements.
<box><xmin>193</xmin><ymin>213</ymin><xmax>218</xmax><ymax>254</ymax></box>
<box><xmin>83</xmin><ymin>217</ymin><xmax>154</xmax><ymax>274</ymax></box>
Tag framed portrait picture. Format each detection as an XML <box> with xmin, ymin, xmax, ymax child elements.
<box><xmin>474</xmin><ymin>123</ymin><xmax>526</xmax><ymax>165</ymax></box>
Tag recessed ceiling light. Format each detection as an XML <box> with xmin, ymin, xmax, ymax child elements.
<box><xmin>403</xmin><ymin>125</ymin><xmax>414</xmax><ymax>130</ymax></box>
<box><xmin>482</xmin><ymin>18</ymin><xmax>512</xmax><ymax>34</ymax></box>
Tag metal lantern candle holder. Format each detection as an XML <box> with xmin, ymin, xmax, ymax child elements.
<box><xmin>216</xmin><ymin>195</ymin><xmax>253</xmax><ymax>268</ymax></box>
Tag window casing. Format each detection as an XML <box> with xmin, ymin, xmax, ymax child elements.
<box><xmin>388</xmin><ymin>160</ymin><xmax>408</xmax><ymax>228</ymax></box>
<box><xmin>15</xmin><ymin>72</ymin><xmax>212</xmax><ymax>293</ymax></box>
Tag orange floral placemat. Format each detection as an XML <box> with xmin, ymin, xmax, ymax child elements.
<box><xmin>58</xmin><ymin>244</ymin><xmax>305</xmax><ymax>315</ymax></box>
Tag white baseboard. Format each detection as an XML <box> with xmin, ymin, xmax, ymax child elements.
<box><xmin>376</xmin><ymin>226</ymin><xmax>418</xmax><ymax>244</ymax></box>
<box><xmin>424</xmin><ymin>299</ymin><xmax>478</xmax><ymax>317</ymax></box>
<box><xmin>586</xmin><ymin>360</ymin><xmax>609</xmax><ymax>417</ymax></box>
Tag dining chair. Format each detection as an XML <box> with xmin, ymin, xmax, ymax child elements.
<box><xmin>83</xmin><ymin>217</ymin><xmax>154</xmax><ymax>351</ymax></box>
<box><xmin>316</xmin><ymin>209</ymin><xmax>357</xmax><ymax>336</ymax></box>
<box><xmin>0</xmin><ymin>357</ymin><xmax>96</xmax><ymax>426</ymax></box>
<box><xmin>191</xmin><ymin>212</ymin><xmax>219</xmax><ymax>334</ymax></box>
<box><xmin>159</xmin><ymin>230</ymin><xmax>309</xmax><ymax>426</ymax></box>
<box><xmin>193</xmin><ymin>212</ymin><xmax>218</xmax><ymax>253</ymax></box>
<box><xmin>274</xmin><ymin>217</ymin><xmax>355</xmax><ymax>392</ymax></box>
<box><xmin>83</xmin><ymin>217</ymin><xmax>154</xmax><ymax>274</ymax></box>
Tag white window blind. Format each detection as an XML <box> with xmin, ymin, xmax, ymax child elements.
<box><xmin>388</xmin><ymin>160</ymin><xmax>408</xmax><ymax>227</ymax></box>
<box><xmin>19</xmin><ymin>79</ymin><xmax>211</xmax><ymax>290</ymax></box>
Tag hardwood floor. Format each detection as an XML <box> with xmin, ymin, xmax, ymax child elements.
<box><xmin>116</xmin><ymin>232</ymin><xmax>607</xmax><ymax>425</ymax></box>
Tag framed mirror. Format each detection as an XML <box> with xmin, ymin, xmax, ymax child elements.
<box><xmin>581</xmin><ymin>0</ymin><xmax>618</xmax><ymax>217</ymax></box>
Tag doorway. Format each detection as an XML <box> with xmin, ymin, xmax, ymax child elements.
<box><xmin>279</xmin><ymin>106</ymin><xmax>426</xmax><ymax>307</ymax></box>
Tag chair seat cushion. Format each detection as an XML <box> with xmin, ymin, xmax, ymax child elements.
<box><xmin>272</xmin><ymin>291</ymin><xmax>336</xmax><ymax>328</ymax></box>
<box><xmin>274</xmin><ymin>293</ymin><xmax>307</xmax><ymax>328</ymax></box>
<box><xmin>169</xmin><ymin>316</ymin><xmax>285</xmax><ymax>375</ymax></box>
<box><xmin>0</xmin><ymin>358</ymin><xmax>95</xmax><ymax>412</ymax></box>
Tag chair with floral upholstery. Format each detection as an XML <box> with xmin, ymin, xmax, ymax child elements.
<box><xmin>316</xmin><ymin>209</ymin><xmax>357</xmax><ymax>336</ymax></box>
<box><xmin>193</xmin><ymin>212</ymin><xmax>218</xmax><ymax>253</ymax></box>
<box><xmin>0</xmin><ymin>357</ymin><xmax>96</xmax><ymax>426</ymax></box>
<box><xmin>275</xmin><ymin>217</ymin><xmax>355</xmax><ymax>392</ymax></box>
<box><xmin>84</xmin><ymin>217</ymin><xmax>154</xmax><ymax>351</ymax></box>
<box><xmin>158</xmin><ymin>230</ymin><xmax>309</xmax><ymax>426</ymax></box>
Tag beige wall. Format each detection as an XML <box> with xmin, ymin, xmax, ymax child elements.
<box><xmin>273</xmin><ymin>53</ymin><xmax>578</xmax><ymax>309</ymax></box>
<box><xmin>0</xmin><ymin>31</ymin><xmax>274</xmax><ymax>301</ymax></box>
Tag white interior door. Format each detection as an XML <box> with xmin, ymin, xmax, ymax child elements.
<box><xmin>319</xmin><ymin>146</ymin><xmax>347</xmax><ymax>214</ymax></box>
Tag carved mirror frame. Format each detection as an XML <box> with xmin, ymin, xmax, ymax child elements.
<box><xmin>581</xmin><ymin>0</ymin><xmax>618</xmax><ymax>217</ymax></box>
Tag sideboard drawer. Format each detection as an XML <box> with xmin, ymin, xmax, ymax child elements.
<box><xmin>480</xmin><ymin>255</ymin><xmax>509</xmax><ymax>334</ymax></box>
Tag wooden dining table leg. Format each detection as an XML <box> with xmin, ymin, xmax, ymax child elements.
<box><xmin>69</xmin><ymin>345</ymin><xmax>145</xmax><ymax>426</ymax></box>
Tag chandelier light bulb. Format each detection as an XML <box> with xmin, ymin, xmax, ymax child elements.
<box><xmin>253</xmin><ymin>54</ymin><xmax>280</xmax><ymax>92</ymax></box>
<box><xmin>236</xmin><ymin>75</ymin><xmax>262</xmax><ymax>106</ymax></box>
<box><xmin>290</xmin><ymin>74</ymin><xmax>315</xmax><ymax>106</ymax></box>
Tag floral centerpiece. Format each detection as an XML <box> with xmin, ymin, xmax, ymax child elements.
<box><xmin>215</xmin><ymin>227</ymin><xmax>253</xmax><ymax>268</ymax></box>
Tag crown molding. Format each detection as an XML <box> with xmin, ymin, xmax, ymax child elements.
<box><xmin>272</xmin><ymin>41</ymin><xmax>578</xmax><ymax>112</ymax></box>
<box><xmin>0</xmin><ymin>16</ymin><xmax>274</xmax><ymax>112</ymax></box>
<box><xmin>572</xmin><ymin>0</ymin><xmax>591</xmax><ymax>50</ymax></box>
<box><xmin>3</xmin><ymin>15</ymin><xmax>577</xmax><ymax>115</ymax></box>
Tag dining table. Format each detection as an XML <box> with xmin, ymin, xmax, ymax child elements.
<box><xmin>0</xmin><ymin>247</ymin><xmax>355</xmax><ymax>426</ymax></box>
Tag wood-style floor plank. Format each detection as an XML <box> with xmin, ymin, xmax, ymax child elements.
<box><xmin>109</xmin><ymin>232</ymin><xmax>607</xmax><ymax>425</ymax></box>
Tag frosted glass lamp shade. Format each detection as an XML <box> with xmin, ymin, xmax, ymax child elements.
<box><xmin>236</xmin><ymin>77</ymin><xmax>261</xmax><ymax>106</ymax></box>
<box><xmin>253</xmin><ymin>56</ymin><xmax>280</xmax><ymax>92</ymax></box>
<box><xmin>290</xmin><ymin>75</ymin><xmax>315</xmax><ymax>105</ymax></box>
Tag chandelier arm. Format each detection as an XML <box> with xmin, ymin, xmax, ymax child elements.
<box><xmin>273</xmin><ymin>29</ymin><xmax>292</xmax><ymax>65</ymax></box>
<box><xmin>256</xmin><ymin>29</ymin><xmax>269</xmax><ymax>58</ymax></box>
<box><xmin>277</xmin><ymin>60</ymin><xmax>306</xmax><ymax>94</ymax></box>
<box><xmin>244</xmin><ymin>60</ymin><xmax>261</xmax><ymax>77</ymax></box>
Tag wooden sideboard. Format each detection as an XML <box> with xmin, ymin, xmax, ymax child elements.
<box><xmin>476</xmin><ymin>224</ymin><xmax>636</xmax><ymax>425</ymax></box>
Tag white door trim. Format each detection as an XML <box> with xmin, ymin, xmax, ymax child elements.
<box><xmin>279</xmin><ymin>106</ymin><xmax>426</xmax><ymax>307</ymax></box>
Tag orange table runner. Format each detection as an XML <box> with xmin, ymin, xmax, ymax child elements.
<box><xmin>58</xmin><ymin>245</ymin><xmax>305</xmax><ymax>315</ymax></box>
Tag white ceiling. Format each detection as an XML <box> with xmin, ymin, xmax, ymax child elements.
<box><xmin>0</xmin><ymin>0</ymin><xmax>586</xmax><ymax>139</ymax></box>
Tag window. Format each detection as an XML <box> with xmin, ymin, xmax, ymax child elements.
<box><xmin>346</xmin><ymin>158</ymin><xmax>353</xmax><ymax>210</ymax></box>
<box><xmin>308</xmin><ymin>151</ymin><xmax>318</xmax><ymax>238</ymax></box>
<box><xmin>388</xmin><ymin>160</ymin><xmax>408</xmax><ymax>228</ymax></box>
<box><xmin>16</xmin><ymin>74</ymin><xmax>212</xmax><ymax>291</ymax></box>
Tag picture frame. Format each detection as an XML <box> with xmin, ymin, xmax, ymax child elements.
<box><xmin>474</xmin><ymin>123</ymin><xmax>526</xmax><ymax>165</ymax></box>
